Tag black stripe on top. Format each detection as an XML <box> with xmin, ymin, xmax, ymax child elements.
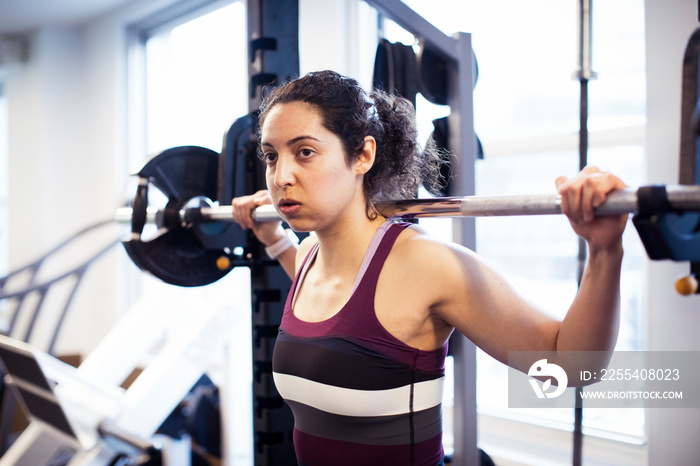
<box><xmin>286</xmin><ymin>399</ymin><xmax>443</xmax><ymax>446</ymax></box>
<box><xmin>273</xmin><ymin>334</ymin><xmax>443</xmax><ymax>391</ymax></box>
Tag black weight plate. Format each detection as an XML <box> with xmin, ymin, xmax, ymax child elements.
<box><xmin>136</xmin><ymin>145</ymin><xmax>220</xmax><ymax>211</ymax></box>
<box><xmin>124</xmin><ymin>145</ymin><xmax>240</xmax><ymax>286</ymax></box>
<box><xmin>417</xmin><ymin>43</ymin><xmax>448</xmax><ymax>106</ymax></box>
<box><xmin>123</xmin><ymin>228</ymin><xmax>230</xmax><ymax>287</ymax></box>
<box><xmin>372</xmin><ymin>38</ymin><xmax>394</xmax><ymax>94</ymax></box>
<box><xmin>417</xmin><ymin>43</ymin><xmax>478</xmax><ymax>106</ymax></box>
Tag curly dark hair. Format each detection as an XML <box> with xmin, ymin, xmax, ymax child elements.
<box><xmin>257</xmin><ymin>70</ymin><xmax>448</xmax><ymax>217</ymax></box>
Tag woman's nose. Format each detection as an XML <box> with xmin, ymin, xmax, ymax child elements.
<box><xmin>272</xmin><ymin>154</ymin><xmax>295</xmax><ymax>188</ymax></box>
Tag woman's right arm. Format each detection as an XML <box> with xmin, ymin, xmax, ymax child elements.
<box><xmin>231</xmin><ymin>190</ymin><xmax>299</xmax><ymax>278</ymax></box>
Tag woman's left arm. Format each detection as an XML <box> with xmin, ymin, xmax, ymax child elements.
<box><xmin>553</xmin><ymin>165</ymin><xmax>628</xmax><ymax>352</ymax></box>
<box><xmin>427</xmin><ymin>166</ymin><xmax>628</xmax><ymax>369</ymax></box>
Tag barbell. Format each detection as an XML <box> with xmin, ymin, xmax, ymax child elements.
<box><xmin>116</xmin><ymin>145</ymin><xmax>700</xmax><ymax>288</ymax></box>
<box><xmin>115</xmin><ymin>184</ymin><xmax>700</xmax><ymax>225</ymax></box>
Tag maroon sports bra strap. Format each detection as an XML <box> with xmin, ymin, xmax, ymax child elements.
<box><xmin>354</xmin><ymin>222</ymin><xmax>410</xmax><ymax>291</ymax></box>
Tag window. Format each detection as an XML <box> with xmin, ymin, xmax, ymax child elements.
<box><xmin>394</xmin><ymin>0</ymin><xmax>647</xmax><ymax>459</ymax></box>
<box><xmin>128</xmin><ymin>2</ymin><xmax>253</xmax><ymax>464</ymax></box>
<box><xmin>141</xmin><ymin>2</ymin><xmax>249</xmax><ymax>156</ymax></box>
<box><xmin>0</xmin><ymin>86</ymin><xmax>7</xmax><ymax>278</ymax></box>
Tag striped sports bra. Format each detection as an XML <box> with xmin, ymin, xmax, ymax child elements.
<box><xmin>272</xmin><ymin>221</ymin><xmax>448</xmax><ymax>466</ymax></box>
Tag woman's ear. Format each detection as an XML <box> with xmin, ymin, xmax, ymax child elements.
<box><xmin>355</xmin><ymin>136</ymin><xmax>376</xmax><ymax>175</ymax></box>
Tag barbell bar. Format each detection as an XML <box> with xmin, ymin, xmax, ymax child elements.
<box><xmin>114</xmin><ymin>184</ymin><xmax>700</xmax><ymax>225</ymax></box>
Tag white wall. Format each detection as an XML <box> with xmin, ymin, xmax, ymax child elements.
<box><xmin>644</xmin><ymin>0</ymin><xmax>700</xmax><ymax>463</ymax></box>
<box><xmin>5</xmin><ymin>25</ymin><xmax>120</xmax><ymax>353</ymax></box>
<box><xmin>3</xmin><ymin>0</ymin><xmax>182</xmax><ymax>355</ymax></box>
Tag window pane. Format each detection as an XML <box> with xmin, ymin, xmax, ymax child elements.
<box><xmin>0</xmin><ymin>89</ymin><xmax>7</xmax><ymax>278</ymax></box>
<box><xmin>145</xmin><ymin>1</ymin><xmax>248</xmax><ymax>155</ymax></box>
<box><xmin>590</xmin><ymin>0</ymin><xmax>647</xmax><ymax>129</ymax></box>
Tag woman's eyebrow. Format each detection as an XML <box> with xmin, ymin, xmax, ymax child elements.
<box><xmin>286</xmin><ymin>135</ymin><xmax>321</xmax><ymax>146</ymax></box>
<box><xmin>261</xmin><ymin>135</ymin><xmax>321</xmax><ymax>149</ymax></box>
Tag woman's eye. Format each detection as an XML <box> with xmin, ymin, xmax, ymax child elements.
<box><xmin>263</xmin><ymin>152</ymin><xmax>278</xmax><ymax>164</ymax></box>
<box><xmin>299</xmin><ymin>148</ymin><xmax>314</xmax><ymax>158</ymax></box>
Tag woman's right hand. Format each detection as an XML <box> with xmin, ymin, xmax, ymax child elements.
<box><xmin>231</xmin><ymin>190</ymin><xmax>284</xmax><ymax>246</ymax></box>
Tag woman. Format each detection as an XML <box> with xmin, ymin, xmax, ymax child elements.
<box><xmin>232</xmin><ymin>70</ymin><xmax>627</xmax><ymax>466</ymax></box>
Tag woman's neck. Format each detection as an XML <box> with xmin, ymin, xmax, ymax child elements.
<box><xmin>313</xmin><ymin>208</ymin><xmax>386</xmax><ymax>280</ymax></box>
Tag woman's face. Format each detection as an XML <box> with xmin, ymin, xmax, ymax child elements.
<box><xmin>260</xmin><ymin>101</ymin><xmax>369</xmax><ymax>233</ymax></box>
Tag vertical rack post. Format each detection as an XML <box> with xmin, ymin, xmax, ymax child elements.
<box><xmin>246</xmin><ymin>1</ymin><xmax>300</xmax><ymax>464</ymax></box>
<box><xmin>572</xmin><ymin>1</ymin><xmax>596</xmax><ymax>464</ymax></box>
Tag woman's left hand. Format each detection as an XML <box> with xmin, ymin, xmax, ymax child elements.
<box><xmin>555</xmin><ymin>166</ymin><xmax>628</xmax><ymax>251</ymax></box>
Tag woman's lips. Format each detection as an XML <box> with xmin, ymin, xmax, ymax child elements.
<box><xmin>278</xmin><ymin>200</ymin><xmax>301</xmax><ymax>216</ymax></box>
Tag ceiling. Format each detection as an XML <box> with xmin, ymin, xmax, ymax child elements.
<box><xmin>0</xmin><ymin>0</ymin><xmax>135</xmax><ymax>34</ymax></box>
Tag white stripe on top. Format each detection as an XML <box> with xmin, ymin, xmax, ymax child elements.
<box><xmin>273</xmin><ymin>372</ymin><xmax>445</xmax><ymax>417</ymax></box>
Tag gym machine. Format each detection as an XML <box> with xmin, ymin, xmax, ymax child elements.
<box><xmin>0</xmin><ymin>285</ymin><xmax>239</xmax><ymax>466</ymax></box>
<box><xmin>3</xmin><ymin>1</ymin><xmax>700</xmax><ymax>466</ymax></box>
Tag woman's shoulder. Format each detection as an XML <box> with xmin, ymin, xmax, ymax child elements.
<box><xmin>382</xmin><ymin>223</ymin><xmax>487</xmax><ymax>329</ymax></box>
<box><xmin>390</xmin><ymin>223</ymin><xmax>481</xmax><ymax>277</ymax></box>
